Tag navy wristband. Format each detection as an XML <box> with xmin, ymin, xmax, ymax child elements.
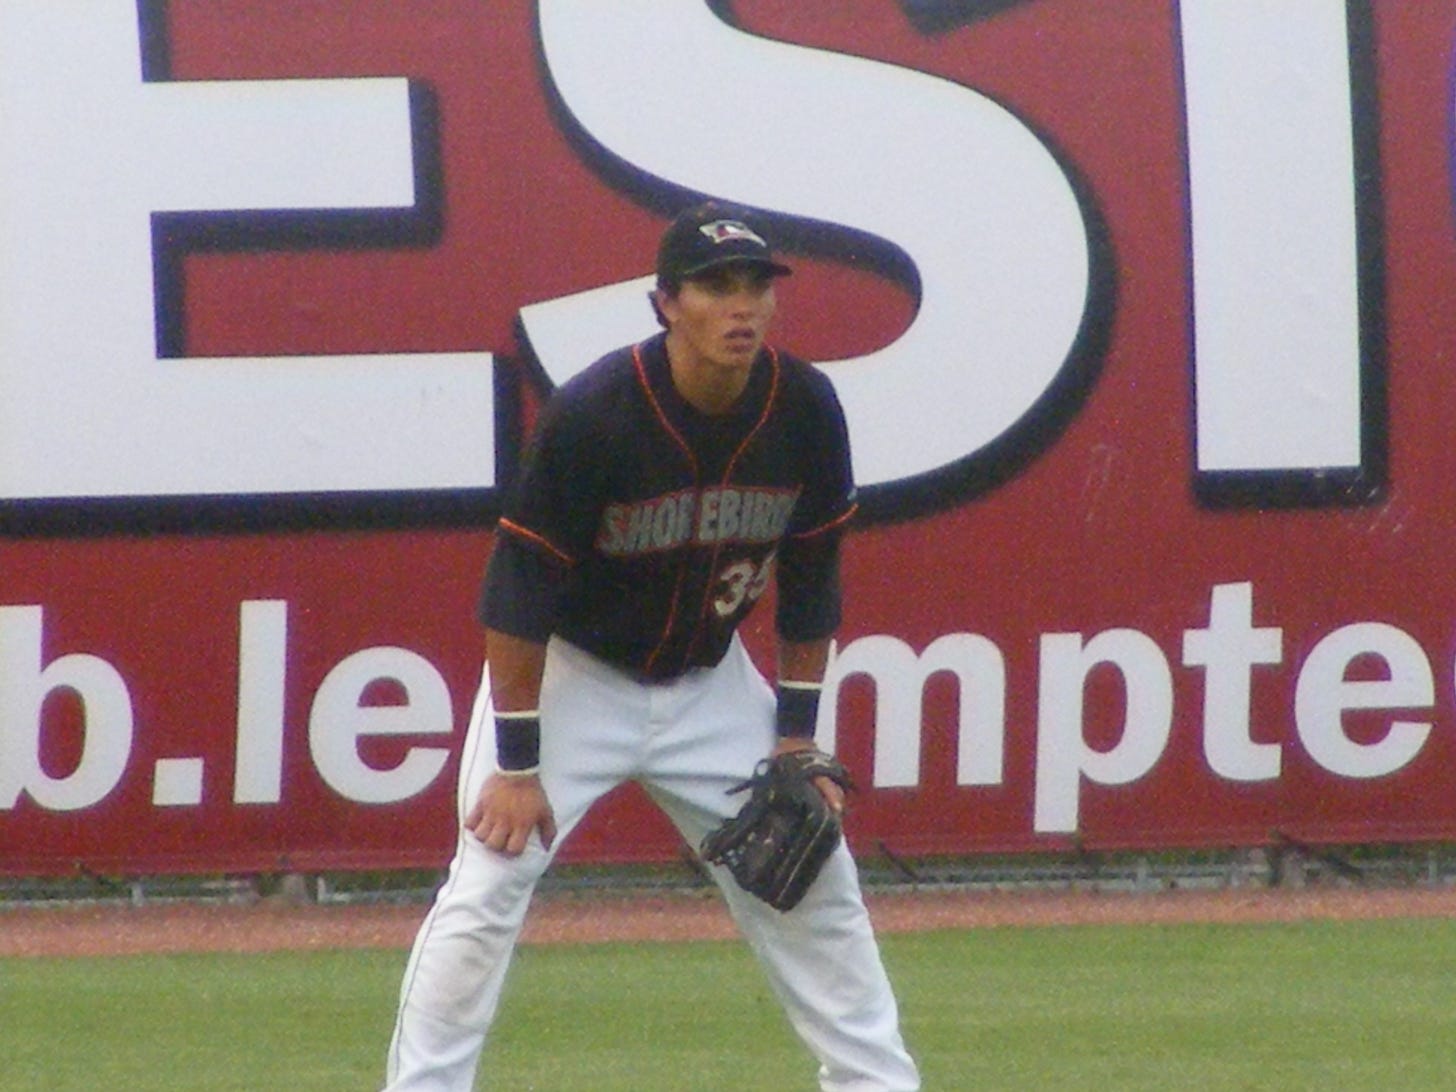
<box><xmin>494</xmin><ymin>712</ymin><xmax>541</xmax><ymax>771</ymax></box>
<box><xmin>775</xmin><ymin>683</ymin><xmax>821</xmax><ymax>739</ymax></box>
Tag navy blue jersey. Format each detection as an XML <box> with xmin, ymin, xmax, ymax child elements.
<box><xmin>479</xmin><ymin>332</ymin><xmax>857</xmax><ymax>680</ymax></box>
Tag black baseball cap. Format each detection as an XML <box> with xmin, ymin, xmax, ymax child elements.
<box><xmin>656</xmin><ymin>202</ymin><xmax>793</xmax><ymax>287</ymax></box>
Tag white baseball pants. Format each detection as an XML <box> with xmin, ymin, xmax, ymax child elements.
<box><xmin>384</xmin><ymin>635</ymin><xmax>919</xmax><ymax>1091</ymax></box>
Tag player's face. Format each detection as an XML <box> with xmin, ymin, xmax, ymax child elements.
<box><xmin>661</xmin><ymin>264</ymin><xmax>778</xmax><ymax>381</ymax></box>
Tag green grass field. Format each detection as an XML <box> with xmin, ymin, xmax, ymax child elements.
<box><xmin>2</xmin><ymin>918</ymin><xmax>1453</xmax><ymax>1090</ymax></box>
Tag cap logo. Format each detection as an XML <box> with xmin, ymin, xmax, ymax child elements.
<box><xmin>698</xmin><ymin>219</ymin><xmax>767</xmax><ymax>248</ymax></box>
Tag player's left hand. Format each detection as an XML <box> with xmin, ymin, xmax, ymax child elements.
<box><xmin>771</xmin><ymin>737</ymin><xmax>846</xmax><ymax>816</ymax></box>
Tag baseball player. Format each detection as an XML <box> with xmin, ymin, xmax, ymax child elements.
<box><xmin>383</xmin><ymin>201</ymin><xmax>920</xmax><ymax>1091</ymax></box>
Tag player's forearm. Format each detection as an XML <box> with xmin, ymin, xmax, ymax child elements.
<box><xmin>484</xmin><ymin>628</ymin><xmax>548</xmax><ymax>773</ymax></box>
<box><xmin>778</xmin><ymin>637</ymin><xmax>831</xmax><ymax>686</ymax></box>
<box><xmin>484</xmin><ymin>628</ymin><xmax>548</xmax><ymax>710</ymax></box>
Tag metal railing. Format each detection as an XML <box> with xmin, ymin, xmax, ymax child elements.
<box><xmin>4</xmin><ymin>843</ymin><xmax>1454</xmax><ymax>909</ymax></box>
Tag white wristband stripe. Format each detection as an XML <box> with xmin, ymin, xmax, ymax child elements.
<box><xmin>495</xmin><ymin>765</ymin><xmax>541</xmax><ymax>779</ymax></box>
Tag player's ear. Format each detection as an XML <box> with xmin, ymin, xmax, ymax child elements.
<box><xmin>649</xmin><ymin>287</ymin><xmax>676</xmax><ymax>330</ymax></box>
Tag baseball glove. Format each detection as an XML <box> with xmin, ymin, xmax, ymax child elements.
<box><xmin>700</xmin><ymin>749</ymin><xmax>855</xmax><ymax>912</ymax></box>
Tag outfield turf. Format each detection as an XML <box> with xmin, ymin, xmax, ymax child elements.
<box><xmin>2</xmin><ymin>918</ymin><xmax>1452</xmax><ymax>1090</ymax></box>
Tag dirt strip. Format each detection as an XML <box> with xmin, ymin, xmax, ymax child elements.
<box><xmin>3</xmin><ymin>884</ymin><xmax>1454</xmax><ymax>959</ymax></box>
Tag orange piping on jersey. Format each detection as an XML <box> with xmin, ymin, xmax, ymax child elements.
<box><xmin>789</xmin><ymin>500</ymin><xmax>860</xmax><ymax>540</ymax></box>
<box><xmin>645</xmin><ymin>569</ymin><xmax>687</xmax><ymax>678</ymax></box>
<box><xmin>633</xmin><ymin>342</ymin><xmax>699</xmax><ymax>677</ymax></box>
<box><xmin>723</xmin><ymin>346</ymin><xmax>781</xmax><ymax>473</ymax></box>
<box><xmin>681</xmin><ymin>348</ymin><xmax>783</xmax><ymax>673</ymax></box>
<box><xmin>632</xmin><ymin>342</ymin><xmax>700</xmax><ymax>478</ymax></box>
<box><xmin>497</xmin><ymin>517</ymin><xmax>575</xmax><ymax>566</ymax></box>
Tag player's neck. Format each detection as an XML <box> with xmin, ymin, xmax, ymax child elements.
<box><xmin>665</xmin><ymin>338</ymin><xmax>752</xmax><ymax>416</ymax></box>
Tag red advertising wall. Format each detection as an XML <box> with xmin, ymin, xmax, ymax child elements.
<box><xmin>3</xmin><ymin>1</ymin><xmax>1454</xmax><ymax>875</ymax></box>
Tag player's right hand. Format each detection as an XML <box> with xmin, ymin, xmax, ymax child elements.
<box><xmin>465</xmin><ymin>774</ymin><xmax>558</xmax><ymax>857</ymax></box>
<box><xmin>772</xmin><ymin>736</ymin><xmax>845</xmax><ymax>816</ymax></box>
